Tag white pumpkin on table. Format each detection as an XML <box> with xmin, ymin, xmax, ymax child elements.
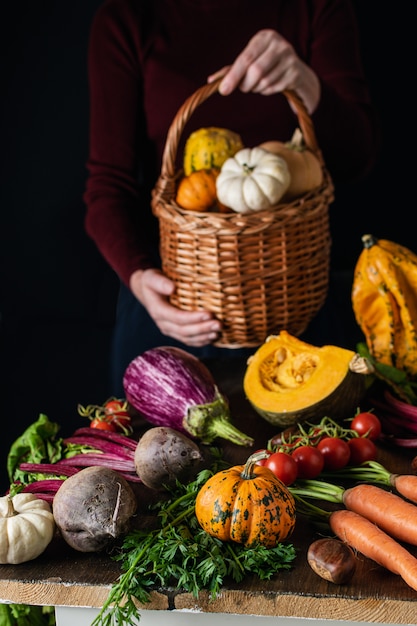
<box><xmin>0</xmin><ymin>493</ymin><xmax>55</xmax><ymax>564</ymax></box>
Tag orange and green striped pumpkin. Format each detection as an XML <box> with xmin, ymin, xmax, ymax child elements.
<box><xmin>195</xmin><ymin>452</ymin><xmax>296</xmax><ymax>547</ymax></box>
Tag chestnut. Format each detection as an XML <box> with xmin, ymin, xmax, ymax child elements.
<box><xmin>307</xmin><ymin>537</ymin><xmax>356</xmax><ymax>584</ymax></box>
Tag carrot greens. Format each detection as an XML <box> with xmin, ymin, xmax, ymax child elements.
<box><xmin>91</xmin><ymin>463</ymin><xmax>296</xmax><ymax>626</ymax></box>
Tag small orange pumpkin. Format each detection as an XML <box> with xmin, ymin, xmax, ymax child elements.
<box><xmin>176</xmin><ymin>168</ymin><xmax>220</xmax><ymax>212</ymax></box>
<box><xmin>195</xmin><ymin>451</ymin><xmax>296</xmax><ymax>547</ymax></box>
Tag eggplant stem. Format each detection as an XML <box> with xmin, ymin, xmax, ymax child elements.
<box><xmin>185</xmin><ymin>388</ymin><xmax>254</xmax><ymax>447</ymax></box>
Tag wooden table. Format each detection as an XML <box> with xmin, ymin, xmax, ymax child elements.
<box><xmin>1</xmin><ymin>358</ymin><xmax>417</xmax><ymax>625</ymax></box>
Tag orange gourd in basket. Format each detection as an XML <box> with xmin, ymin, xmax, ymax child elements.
<box><xmin>195</xmin><ymin>451</ymin><xmax>296</xmax><ymax>548</ymax></box>
<box><xmin>260</xmin><ymin>128</ymin><xmax>323</xmax><ymax>199</ymax></box>
<box><xmin>176</xmin><ymin>168</ymin><xmax>219</xmax><ymax>212</ymax></box>
<box><xmin>183</xmin><ymin>126</ymin><xmax>244</xmax><ymax>176</ymax></box>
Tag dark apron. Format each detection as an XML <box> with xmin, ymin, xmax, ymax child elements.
<box><xmin>110</xmin><ymin>270</ymin><xmax>362</xmax><ymax>398</ymax></box>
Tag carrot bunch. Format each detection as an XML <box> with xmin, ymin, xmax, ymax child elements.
<box><xmin>320</xmin><ymin>459</ymin><xmax>417</xmax><ymax>504</ymax></box>
<box><xmin>291</xmin><ymin>471</ymin><xmax>417</xmax><ymax>592</ymax></box>
<box><xmin>330</xmin><ymin>508</ymin><xmax>417</xmax><ymax>593</ymax></box>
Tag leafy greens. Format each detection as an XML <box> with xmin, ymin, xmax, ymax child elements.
<box><xmin>91</xmin><ymin>462</ymin><xmax>297</xmax><ymax>626</ymax></box>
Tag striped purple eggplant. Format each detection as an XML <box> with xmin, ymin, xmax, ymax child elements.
<box><xmin>123</xmin><ymin>346</ymin><xmax>254</xmax><ymax>447</ymax></box>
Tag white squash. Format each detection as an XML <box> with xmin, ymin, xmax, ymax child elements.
<box><xmin>216</xmin><ymin>146</ymin><xmax>291</xmax><ymax>214</ymax></box>
<box><xmin>0</xmin><ymin>493</ymin><xmax>55</xmax><ymax>564</ymax></box>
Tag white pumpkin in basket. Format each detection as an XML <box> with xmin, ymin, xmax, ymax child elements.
<box><xmin>216</xmin><ymin>146</ymin><xmax>291</xmax><ymax>214</ymax></box>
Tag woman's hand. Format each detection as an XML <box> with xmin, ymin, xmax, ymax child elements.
<box><xmin>129</xmin><ymin>268</ymin><xmax>222</xmax><ymax>346</ymax></box>
<box><xmin>208</xmin><ymin>29</ymin><xmax>320</xmax><ymax>114</ymax></box>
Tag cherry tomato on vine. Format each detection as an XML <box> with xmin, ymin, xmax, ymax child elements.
<box><xmin>348</xmin><ymin>437</ymin><xmax>378</xmax><ymax>465</ymax></box>
<box><xmin>317</xmin><ymin>437</ymin><xmax>351</xmax><ymax>471</ymax></box>
<box><xmin>350</xmin><ymin>412</ymin><xmax>382</xmax><ymax>441</ymax></box>
<box><xmin>90</xmin><ymin>417</ymin><xmax>117</xmax><ymax>432</ymax></box>
<box><xmin>104</xmin><ymin>398</ymin><xmax>132</xmax><ymax>432</ymax></box>
<box><xmin>291</xmin><ymin>445</ymin><xmax>324</xmax><ymax>479</ymax></box>
<box><xmin>105</xmin><ymin>398</ymin><xmax>130</xmax><ymax>418</ymax></box>
<box><xmin>264</xmin><ymin>451</ymin><xmax>298</xmax><ymax>485</ymax></box>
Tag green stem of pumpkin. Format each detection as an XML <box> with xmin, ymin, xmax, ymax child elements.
<box><xmin>241</xmin><ymin>451</ymin><xmax>270</xmax><ymax>479</ymax></box>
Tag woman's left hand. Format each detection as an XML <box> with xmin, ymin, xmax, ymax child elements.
<box><xmin>208</xmin><ymin>29</ymin><xmax>320</xmax><ymax>114</ymax></box>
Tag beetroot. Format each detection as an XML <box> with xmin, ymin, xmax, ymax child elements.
<box><xmin>52</xmin><ymin>466</ymin><xmax>137</xmax><ymax>552</ymax></box>
<box><xmin>134</xmin><ymin>426</ymin><xmax>204</xmax><ymax>490</ymax></box>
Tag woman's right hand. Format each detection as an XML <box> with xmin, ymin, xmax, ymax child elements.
<box><xmin>208</xmin><ymin>29</ymin><xmax>320</xmax><ymax>115</ymax></box>
<box><xmin>129</xmin><ymin>268</ymin><xmax>222</xmax><ymax>347</ymax></box>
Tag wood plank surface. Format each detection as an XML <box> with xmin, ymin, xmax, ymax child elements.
<box><xmin>1</xmin><ymin>357</ymin><xmax>417</xmax><ymax>622</ymax></box>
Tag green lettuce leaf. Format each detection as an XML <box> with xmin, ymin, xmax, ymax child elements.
<box><xmin>7</xmin><ymin>413</ymin><xmax>63</xmax><ymax>486</ymax></box>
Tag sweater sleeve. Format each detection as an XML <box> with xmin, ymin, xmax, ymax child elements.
<box><xmin>83</xmin><ymin>1</ymin><xmax>159</xmax><ymax>285</ymax></box>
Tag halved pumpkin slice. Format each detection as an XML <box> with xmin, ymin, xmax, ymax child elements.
<box><xmin>243</xmin><ymin>331</ymin><xmax>373</xmax><ymax>427</ymax></box>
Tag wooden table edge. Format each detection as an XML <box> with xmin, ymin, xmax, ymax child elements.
<box><xmin>0</xmin><ymin>580</ymin><xmax>416</xmax><ymax>624</ymax></box>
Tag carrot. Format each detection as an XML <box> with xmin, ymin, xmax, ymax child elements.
<box><xmin>294</xmin><ymin>480</ymin><xmax>417</xmax><ymax>546</ymax></box>
<box><xmin>295</xmin><ymin>494</ymin><xmax>417</xmax><ymax>593</ymax></box>
<box><xmin>321</xmin><ymin>460</ymin><xmax>417</xmax><ymax>505</ymax></box>
<box><xmin>292</xmin><ymin>479</ymin><xmax>417</xmax><ymax>546</ymax></box>
<box><xmin>389</xmin><ymin>473</ymin><xmax>417</xmax><ymax>504</ymax></box>
<box><xmin>342</xmin><ymin>483</ymin><xmax>417</xmax><ymax>546</ymax></box>
<box><xmin>329</xmin><ymin>509</ymin><xmax>417</xmax><ymax>592</ymax></box>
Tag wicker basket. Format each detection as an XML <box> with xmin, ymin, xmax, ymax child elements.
<box><xmin>152</xmin><ymin>78</ymin><xmax>334</xmax><ymax>348</ymax></box>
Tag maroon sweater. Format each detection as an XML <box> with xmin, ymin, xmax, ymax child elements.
<box><xmin>84</xmin><ymin>0</ymin><xmax>380</xmax><ymax>286</ymax></box>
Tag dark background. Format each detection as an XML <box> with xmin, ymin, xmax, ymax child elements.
<box><xmin>0</xmin><ymin>3</ymin><xmax>411</xmax><ymax>492</ymax></box>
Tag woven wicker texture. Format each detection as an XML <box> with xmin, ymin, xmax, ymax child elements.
<box><xmin>152</xmin><ymin>78</ymin><xmax>334</xmax><ymax>347</ymax></box>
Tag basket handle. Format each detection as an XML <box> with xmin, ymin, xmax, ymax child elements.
<box><xmin>159</xmin><ymin>76</ymin><xmax>321</xmax><ymax>180</ymax></box>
